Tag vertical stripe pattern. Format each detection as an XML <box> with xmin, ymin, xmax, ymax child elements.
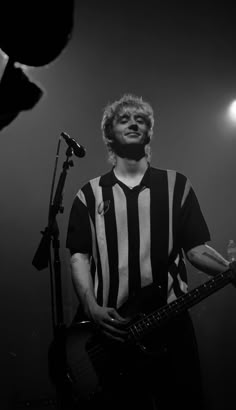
<box><xmin>113</xmin><ymin>185</ymin><xmax>129</xmax><ymax>306</ymax></box>
<box><xmin>73</xmin><ymin>167</ymin><xmax>207</xmax><ymax>309</ymax></box>
<box><xmin>167</xmin><ymin>170</ymin><xmax>176</xmax><ymax>256</ymax></box>
<box><xmin>138</xmin><ymin>188</ymin><xmax>152</xmax><ymax>287</ymax></box>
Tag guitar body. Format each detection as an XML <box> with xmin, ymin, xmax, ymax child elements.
<box><xmin>63</xmin><ymin>284</ymin><xmax>171</xmax><ymax>404</ymax></box>
<box><xmin>65</xmin><ymin>321</ymin><xmax>110</xmax><ymax>402</ymax></box>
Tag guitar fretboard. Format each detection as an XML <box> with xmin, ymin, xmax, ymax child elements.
<box><xmin>128</xmin><ymin>268</ymin><xmax>232</xmax><ymax>342</ymax></box>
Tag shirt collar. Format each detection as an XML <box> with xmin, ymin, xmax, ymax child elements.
<box><xmin>99</xmin><ymin>165</ymin><xmax>151</xmax><ymax>188</ymax></box>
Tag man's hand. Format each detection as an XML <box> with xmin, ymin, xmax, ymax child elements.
<box><xmin>87</xmin><ymin>304</ymin><xmax>129</xmax><ymax>343</ymax></box>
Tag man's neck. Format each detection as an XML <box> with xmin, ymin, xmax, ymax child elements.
<box><xmin>114</xmin><ymin>156</ymin><xmax>149</xmax><ymax>178</ymax></box>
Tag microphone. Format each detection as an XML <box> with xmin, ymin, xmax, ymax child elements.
<box><xmin>61</xmin><ymin>131</ymin><xmax>86</xmax><ymax>158</ymax></box>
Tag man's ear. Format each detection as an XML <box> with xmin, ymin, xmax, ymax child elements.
<box><xmin>106</xmin><ymin>135</ymin><xmax>114</xmax><ymax>144</ymax></box>
<box><xmin>144</xmin><ymin>134</ymin><xmax>151</xmax><ymax>145</ymax></box>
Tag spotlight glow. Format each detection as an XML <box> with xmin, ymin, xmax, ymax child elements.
<box><xmin>228</xmin><ymin>100</ymin><xmax>236</xmax><ymax>122</ymax></box>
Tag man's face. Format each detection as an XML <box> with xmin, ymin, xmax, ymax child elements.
<box><xmin>111</xmin><ymin>106</ymin><xmax>150</xmax><ymax>145</ymax></box>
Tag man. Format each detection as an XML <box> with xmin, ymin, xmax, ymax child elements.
<box><xmin>66</xmin><ymin>94</ymin><xmax>231</xmax><ymax>410</ymax></box>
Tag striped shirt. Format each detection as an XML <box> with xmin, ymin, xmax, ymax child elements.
<box><xmin>66</xmin><ymin>166</ymin><xmax>210</xmax><ymax>309</ymax></box>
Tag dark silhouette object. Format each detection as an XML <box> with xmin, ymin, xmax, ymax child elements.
<box><xmin>0</xmin><ymin>0</ymin><xmax>74</xmax><ymax>130</ymax></box>
<box><xmin>0</xmin><ymin>1</ymin><xmax>75</xmax><ymax>67</ymax></box>
<box><xmin>0</xmin><ymin>60</ymin><xmax>43</xmax><ymax>130</ymax></box>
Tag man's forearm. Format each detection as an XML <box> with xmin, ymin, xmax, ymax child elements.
<box><xmin>70</xmin><ymin>252</ymin><xmax>98</xmax><ymax>316</ymax></box>
<box><xmin>187</xmin><ymin>244</ymin><xmax>229</xmax><ymax>276</ymax></box>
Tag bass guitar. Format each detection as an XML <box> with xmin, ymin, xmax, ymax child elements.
<box><xmin>56</xmin><ymin>267</ymin><xmax>235</xmax><ymax>405</ymax></box>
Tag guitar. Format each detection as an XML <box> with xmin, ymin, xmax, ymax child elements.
<box><xmin>58</xmin><ymin>267</ymin><xmax>235</xmax><ymax>404</ymax></box>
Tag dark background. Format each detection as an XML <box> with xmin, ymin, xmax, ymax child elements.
<box><xmin>1</xmin><ymin>1</ymin><xmax>236</xmax><ymax>409</ymax></box>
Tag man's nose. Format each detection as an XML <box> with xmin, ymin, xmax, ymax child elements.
<box><xmin>128</xmin><ymin>122</ymin><xmax>139</xmax><ymax>131</ymax></box>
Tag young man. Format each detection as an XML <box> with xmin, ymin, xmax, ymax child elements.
<box><xmin>66</xmin><ymin>94</ymin><xmax>231</xmax><ymax>410</ymax></box>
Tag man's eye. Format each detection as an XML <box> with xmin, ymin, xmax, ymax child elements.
<box><xmin>136</xmin><ymin>117</ymin><xmax>145</xmax><ymax>123</ymax></box>
<box><xmin>119</xmin><ymin>116</ymin><xmax>129</xmax><ymax>123</ymax></box>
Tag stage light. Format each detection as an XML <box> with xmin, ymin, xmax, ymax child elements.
<box><xmin>228</xmin><ymin>100</ymin><xmax>236</xmax><ymax>123</ymax></box>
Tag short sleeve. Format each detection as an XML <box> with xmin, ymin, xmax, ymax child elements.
<box><xmin>66</xmin><ymin>195</ymin><xmax>92</xmax><ymax>254</ymax></box>
<box><xmin>180</xmin><ymin>186</ymin><xmax>211</xmax><ymax>253</ymax></box>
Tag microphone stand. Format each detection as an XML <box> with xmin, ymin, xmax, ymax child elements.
<box><xmin>32</xmin><ymin>142</ymin><xmax>75</xmax><ymax>337</ymax></box>
<box><xmin>32</xmin><ymin>141</ymin><xmax>79</xmax><ymax>409</ymax></box>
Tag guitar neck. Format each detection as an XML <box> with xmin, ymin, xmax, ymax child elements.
<box><xmin>128</xmin><ymin>268</ymin><xmax>233</xmax><ymax>342</ymax></box>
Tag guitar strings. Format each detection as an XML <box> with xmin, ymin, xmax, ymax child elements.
<box><xmin>68</xmin><ymin>270</ymin><xmax>231</xmax><ymax>379</ymax></box>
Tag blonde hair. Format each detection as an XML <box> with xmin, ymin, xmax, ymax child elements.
<box><xmin>101</xmin><ymin>94</ymin><xmax>154</xmax><ymax>164</ymax></box>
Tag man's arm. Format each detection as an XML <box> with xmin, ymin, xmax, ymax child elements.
<box><xmin>186</xmin><ymin>244</ymin><xmax>230</xmax><ymax>276</ymax></box>
<box><xmin>70</xmin><ymin>252</ymin><xmax>128</xmax><ymax>341</ymax></box>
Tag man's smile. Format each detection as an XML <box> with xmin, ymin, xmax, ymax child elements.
<box><xmin>125</xmin><ymin>131</ymin><xmax>141</xmax><ymax>137</ymax></box>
